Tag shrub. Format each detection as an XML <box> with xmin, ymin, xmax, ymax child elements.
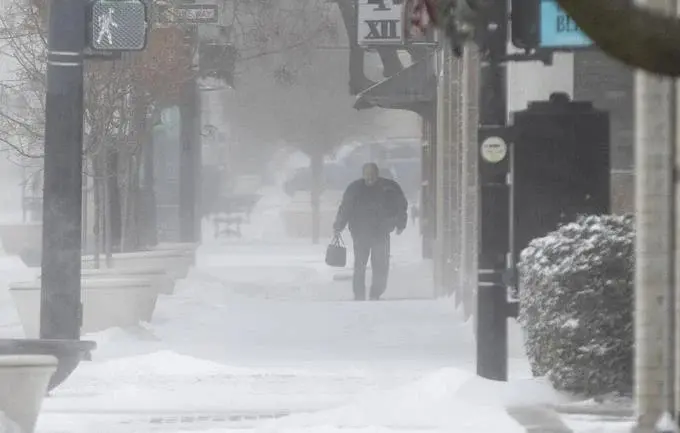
<box><xmin>518</xmin><ymin>214</ymin><xmax>634</xmax><ymax>396</ymax></box>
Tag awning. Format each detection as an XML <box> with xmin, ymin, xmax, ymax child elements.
<box><xmin>354</xmin><ymin>57</ymin><xmax>436</xmax><ymax>113</ymax></box>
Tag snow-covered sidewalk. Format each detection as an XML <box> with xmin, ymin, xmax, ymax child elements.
<box><xmin>33</xmin><ymin>239</ymin><xmax>539</xmax><ymax>433</ymax></box>
<box><xmin>0</xmin><ymin>191</ymin><xmax>543</xmax><ymax>433</ymax></box>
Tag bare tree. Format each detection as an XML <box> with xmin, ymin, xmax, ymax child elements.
<box><xmin>222</xmin><ymin>44</ymin><xmax>383</xmax><ymax>243</ymax></box>
<box><xmin>224</xmin><ymin>0</ymin><xmax>339</xmax><ymax>65</ymax></box>
<box><xmin>0</xmin><ymin>0</ymin><xmax>194</xmax><ymax>252</ymax></box>
<box><xmin>0</xmin><ymin>0</ymin><xmax>46</xmax><ymax>159</ymax></box>
<box><xmin>0</xmin><ymin>0</ymin><xmax>131</xmax><ymax>159</ymax></box>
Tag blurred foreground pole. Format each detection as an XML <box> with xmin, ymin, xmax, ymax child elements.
<box><xmin>634</xmin><ymin>0</ymin><xmax>675</xmax><ymax>428</ymax></box>
<box><xmin>675</xmin><ymin>49</ymin><xmax>680</xmax><ymax>423</ymax></box>
<box><xmin>673</xmin><ymin>0</ymin><xmax>680</xmax><ymax>422</ymax></box>
<box><xmin>179</xmin><ymin>27</ymin><xmax>202</xmax><ymax>243</ymax></box>
<box><xmin>40</xmin><ymin>0</ymin><xmax>86</xmax><ymax>339</ymax></box>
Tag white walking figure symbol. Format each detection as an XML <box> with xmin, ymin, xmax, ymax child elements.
<box><xmin>96</xmin><ymin>8</ymin><xmax>119</xmax><ymax>45</ymax></box>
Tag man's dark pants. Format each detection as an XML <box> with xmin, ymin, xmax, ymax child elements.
<box><xmin>351</xmin><ymin>233</ymin><xmax>390</xmax><ymax>300</ymax></box>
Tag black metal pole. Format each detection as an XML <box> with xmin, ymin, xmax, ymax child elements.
<box><xmin>476</xmin><ymin>0</ymin><xmax>510</xmax><ymax>381</ymax></box>
<box><xmin>40</xmin><ymin>0</ymin><xmax>86</xmax><ymax>340</ymax></box>
<box><xmin>179</xmin><ymin>27</ymin><xmax>200</xmax><ymax>243</ymax></box>
<box><xmin>476</xmin><ymin>61</ymin><xmax>510</xmax><ymax>382</ymax></box>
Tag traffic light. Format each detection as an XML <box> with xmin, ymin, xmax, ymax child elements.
<box><xmin>510</xmin><ymin>0</ymin><xmax>539</xmax><ymax>51</ymax></box>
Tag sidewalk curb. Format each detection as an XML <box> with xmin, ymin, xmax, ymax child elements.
<box><xmin>506</xmin><ymin>405</ymin><xmax>574</xmax><ymax>433</ymax></box>
<box><xmin>551</xmin><ymin>403</ymin><xmax>633</xmax><ymax>418</ymax></box>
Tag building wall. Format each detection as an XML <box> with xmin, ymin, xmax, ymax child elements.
<box><xmin>507</xmin><ymin>50</ymin><xmax>634</xmax><ymax>214</ymax></box>
<box><xmin>507</xmin><ymin>53</ymin><xmax>574</xmax><ymax>115</ymax></box>
<box><xmin>573</xmin><ymin>51</ymin><xmax>634</xmax><ymax>213</ymax></box>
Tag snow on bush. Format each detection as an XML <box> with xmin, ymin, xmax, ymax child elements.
<box><xmin>518</xmin><ymin>214</ymin><xmax>634</xmax><ymax>397</ymax></box>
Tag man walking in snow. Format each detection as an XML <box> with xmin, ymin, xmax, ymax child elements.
<box><xmin>333</xmin><ymin>163</ymin><xmax>408</xmax><ymax>301</ymax></box>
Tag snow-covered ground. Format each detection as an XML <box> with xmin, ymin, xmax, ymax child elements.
<box><xmin>0</xmin><ymin>186</ymin><xmax>597</xmax><ymax>433</ymax></box>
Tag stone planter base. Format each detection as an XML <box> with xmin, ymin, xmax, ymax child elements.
<box><xmin>10</xmin><ymin>278</ymin><xmax>157</xmax><ymax>338</ymax></box>
<box><xmin>81</xmin><ymin>266</ymin><xmax>174</xmax><ymax>296</ymax></box>
<box><xmin>151</xmin><ymin>242</ymin><xmax>198</xmax><ymax>255</ymax></box>
<box><xmin>0</xmin><ymin>354</ymin><xmax>57</xmax><ymax>433</ymax></box>
<box><xmin>0</xmin><ymin>339</ymin><xmax>96</xmax><ymax>392</ymax></box>
<box><xmin>82</xmin><ymin>249</ymin><xmax>194</xmax><ymax>281</ymax></box>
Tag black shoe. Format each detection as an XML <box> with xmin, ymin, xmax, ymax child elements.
<box><xmin>369</xmin><ymin>295</ymin><xmax>381</xmax><ymax>301</ymax></box>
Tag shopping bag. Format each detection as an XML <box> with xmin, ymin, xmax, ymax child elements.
<box><xmin>325</xmin><ymin>234</ymin><xmax>347</xmax><ymax>267</ymax></box>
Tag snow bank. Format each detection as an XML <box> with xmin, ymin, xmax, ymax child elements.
<box><xmin>45</xmin><ymin>351</ymin><xmax>384</xmax><ymax>413</ymax></box>
<box><xmin>261</xmin><ymin>368</ymin><xmax>567</xmax><ymax>433</ymax></box>
<box><xmin>80</xmin><ymin>350</ymin><xmax>266</xmax><ymax>378</ymax></box>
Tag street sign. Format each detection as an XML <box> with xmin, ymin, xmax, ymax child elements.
<box><xmin>357</xmin><ymin>0</ymin><xmax>403</xmax><ymax>46</ymax></box>
<box><xmin>90</xmin><ymin>0</ymin><xmax>149</xmax><ymax>51</ymax></box>
<box><xmin>539</xmin><ymin>0</ymin><xmax>592</xmax><ymax>49</ymax></box>
<box><xmin>480</xmin><ymin>136</ymin><xmax>508</xmax><ymax>164</ymax></box>
<box><xmin>157</xmin><ymin>4</ymin><xmax>219</xmax><ymax>25</ymax></box>
<box><xmin>199</xmin><ymin>42</ymin><xmax>237</xmax><ymax>87</ymax></box>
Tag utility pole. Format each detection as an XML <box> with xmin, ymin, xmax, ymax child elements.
<box><xmin>40</xmin><ymin>0</ymin><xmax>87</xmax><ymax>340</ymax></box>
<box><xmin>476</xmin><ymin>58</ymin><xmax>509</xmax><ymax>381</ymax></box>
<box><xmin>475</xmin><ymin>0</ymin><xmax>511</xmax><ymax>381</ymax></box>
<box><xmin>634</xmin><ymin>0</ymin><xmax>676</xmax><ymax>429</ymax></box>
<box><xmin>179</xmin><ymin>26</ymin><xmax>201</xmax><ymax>243</ymax></box>
<box><xmin>40</xmin><ymin>0</ymin><xmax>147</xmax><ymax>339</ymax></box>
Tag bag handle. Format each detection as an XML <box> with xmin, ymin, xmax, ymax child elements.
<box><xmin>332</xmin><ymin>232</ymin><xmax>345</xmax><ymax>247</ymax></box>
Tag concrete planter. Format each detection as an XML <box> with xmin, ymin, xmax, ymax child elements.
<box><xmin>0</xmin><ymin>354</ymin><xmax>57</xmax><ymax>433</ymax></box>
<box><xmin>150</xmin><ymin>243</ymin><xmax>197</xmax><ymax>270</ymax></box>
<box><xmin>26</xmin><ymin>266</ymin><xmax>174</xmax><ymax>296</ymax></box>
<box><xmin>0</xmin><ymin>223</ymin><xmax>42</xmax><ymax>267</ymax></box>
<box><xmin>152</xmin><ymin>242</ymin><xmax>198</xmax><ymax>255</ymax></box>
<box><xmin>82</xmin><ymin>249</ymin><xmax>194</xmax><ymax>281</ymax></box>
<box><xmin>0</xmin><ymin>339</ymin><xmax>96</xmax><ymax>392</ymax></box>
<box><xmin>10</xmin><ymin>278</ymin><xmax>157</xmax><ymax>338</ymax></box>
<box><xmin>81</xmin><ymin>266</ymin><xmax>174</xmax><ymax>296</ymax></box>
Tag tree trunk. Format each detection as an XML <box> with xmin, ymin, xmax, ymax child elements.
<box><xmin>139</xmin><ymin>110</ymin><xmax>158</xmax><ymax>248</ymax></box>
<box><xmin>106</xmin><ymin>148</ymin><xmax>122</xmax><ymax>252</ymax></box>
<box><xmin>336</xmin><ymin>0</ymin><xmax>374</xmax><ymax>94</ymax></box>
<box><xmin>120</xmin><ymin>151</ymin><xmax>142</xmax><ymax>252</ymax></box>
<box><xmin>120</xmin><ymin>92</ymin><xmax>148</xmax><ymax>252</ymax></box>
<box><xmin>91</xmin><ymin>156</ymin><xmax>103</xmax><ymax>269</ymax></box>
<box><xmin>310</xmin><ymin>151</ymin><xmax>323</xmax><ymax>244</ymax></box>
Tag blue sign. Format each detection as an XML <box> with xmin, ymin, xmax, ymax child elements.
<box><xmin>540</xmin><ymin>0</ymin><xmax>593</xmax><ymax>48</ymax></box>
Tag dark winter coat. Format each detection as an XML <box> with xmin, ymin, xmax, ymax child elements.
<box><xmin>333</xmin><ymin>177</ymin><xmax>408</xmax><ymax>239</ymax></box>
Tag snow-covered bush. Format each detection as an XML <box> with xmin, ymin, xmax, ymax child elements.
<box><xmin>518</xmin><ymin>214</ymin><xmax>634</xmax><ymax>396</ymax></box>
